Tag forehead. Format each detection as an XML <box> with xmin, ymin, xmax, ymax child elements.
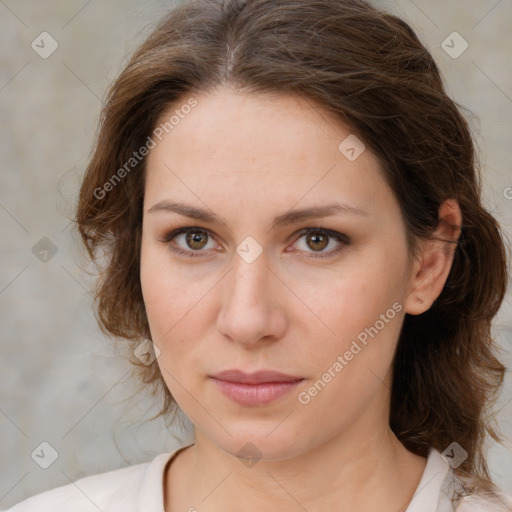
<box><xmin>150</xmin><ymin>87</ymin><xmax>350</xmax><ymax>162</ymax></box>
<box><xmin>144</xmin><ymin>87</ymin><xmax>394</xmax><ymax>219</ymax></box>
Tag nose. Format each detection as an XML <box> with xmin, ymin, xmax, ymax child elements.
<box><xmin>216</xmin><ymin>252</ymin><xmax>288</xmax><ymax>347</ymax></box>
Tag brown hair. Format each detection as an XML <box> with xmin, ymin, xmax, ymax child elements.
<box><xmin>75</xmin><ymin>0</ymin><xmax>510</xmax><ymax>500</ymax></box>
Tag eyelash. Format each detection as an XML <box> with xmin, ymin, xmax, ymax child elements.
<box><xmin>158</xmin><ymin>226</ymin><xmax>350</xmax><ymax>259</ymax></box>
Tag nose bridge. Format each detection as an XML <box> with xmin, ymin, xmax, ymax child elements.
<box><xmin>217</xmin><ymin>248</ymin><xmax>286</xmax><ymax>345</ymax></box>
<box><xmin>227</xmin><ymin>249</ymin><xmax>270</xmax><ymax>312</ymax></box>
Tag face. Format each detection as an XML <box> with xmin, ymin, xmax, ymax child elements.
<box><xmin>140</xmin><ymin>85</ymin><xmax>415</xmax><ymax>460</ymax></box>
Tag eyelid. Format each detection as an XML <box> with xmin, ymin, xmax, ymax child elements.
<box><xmin>159</xmin><ymin>225</ymin><xmax>350</xmax><ymax>258</ymax></box>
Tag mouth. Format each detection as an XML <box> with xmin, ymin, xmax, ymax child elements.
<box><xmin>209</xmin><ymin>369</ymin><xmax>304</xmax><ymax>406</ymax></box>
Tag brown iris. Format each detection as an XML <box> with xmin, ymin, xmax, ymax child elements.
<box><xmin>306</xmin><ymin>232</ymin><xmax>328</xmax><ymax>251</ymax></box>
<box><xmin>186</xmin><ymin>230</ymin><xmax>208</xmax><ymax>250</ymax></box>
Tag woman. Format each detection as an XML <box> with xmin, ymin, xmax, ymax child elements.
<box><xmin>8</xmin><ymin>0</ymin><xmax>512</xmax><ymax>510</ymax></box>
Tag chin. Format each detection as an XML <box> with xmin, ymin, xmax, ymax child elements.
<box><xmin>205</xmin><ymin>426</ymin><xmax>313</xmax><ymax>464</ymax></box>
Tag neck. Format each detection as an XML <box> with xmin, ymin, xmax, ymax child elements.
<box><xmin>167</xmin><ymin>418</ymin><xmax>427</xmax><ymax>512</ymax></box>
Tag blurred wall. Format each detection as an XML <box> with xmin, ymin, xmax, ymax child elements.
<box><xmin>1</xmin><ymin>0</ymin><xmax>511</xmax><ymax>508</ymax></box>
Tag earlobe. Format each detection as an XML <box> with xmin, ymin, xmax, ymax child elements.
<box><xmin>405</xmin><ymin>199</ymin><xmax>462</xmax><ymax>316</ymax></box>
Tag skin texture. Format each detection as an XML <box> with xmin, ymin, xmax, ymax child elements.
<box><xmin>140</xmin><ymin>85</ymin><xmax>462</xmax><ymax>512</ymax></box>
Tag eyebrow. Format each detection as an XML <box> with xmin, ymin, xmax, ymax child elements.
<box><xmin>147</xmin><ymin>200</ymin><xmax>368</xmax><ymax>230</ymax></box>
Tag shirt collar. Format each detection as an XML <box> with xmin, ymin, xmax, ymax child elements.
<box><xmin>405</xmin><ymin>447</ymin><xmax>452</xmax><ymax>512</ymax></box>
<box><xmin>137</xmin><ymin>441</ymin><xmax>195</xmax><ymax>512</ymax></box>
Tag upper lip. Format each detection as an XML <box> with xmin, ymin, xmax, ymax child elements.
<box><xmin>211</xmin><ymin>369</ymin><xmax>304</xmax><ymax>384</ymax></box>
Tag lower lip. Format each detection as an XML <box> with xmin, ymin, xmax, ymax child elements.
<box><xmin>211</xmin><ymin>378</ymin><xmax>303</xmax><ymax>406</ymax></box>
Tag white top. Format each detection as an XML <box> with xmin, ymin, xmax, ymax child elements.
<box><xmin>6</xmin><ymin>443</ymin><xmax>512</xmax><ymax>511</ymax></box>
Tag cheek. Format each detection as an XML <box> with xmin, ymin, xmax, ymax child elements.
<box><xmin>298</xmin><ymin>261</ymin><xmax>405</xmax><ymax>345</ymax></box>
<box><xmin>303</xmin><ymin>288</ymin><xmax>403</xmax><ymax>385</ymax></box>
<box><xmin>140</xmin><ymin>240</ymin><xmax>210</xmax><ymax>337</ymax></box>
<box><xmin>139</xmin><ymin>246</ymin><xmax>203</xmax><ymax>397</ymax></box>
<box><xmin>291</xmin><ymin>249</ymin><xmax>407</xmax><ymax>391</ymax></box>
<box><xmin>139</xmin><ymin>242</ymin><xmax>223</xmax><ymax>399</ymax></box>
<box><xmin>294</xmin><ymin>277</ymin><xmax>404</xmax><ymax>423</ymax></box>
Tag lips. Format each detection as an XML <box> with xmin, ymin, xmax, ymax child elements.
<box><xmin>210</xmin><ymin>369</ymin><xmax>304</xmax><ymax>384</ymax></box>
<box><xmin>209</xmin><ymin>369</ymin><xmax>304</xmax><ymax>406</ymax></box>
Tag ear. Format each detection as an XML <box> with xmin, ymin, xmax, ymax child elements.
<box><xmin>405</xmin><ymin>199</ymin><xmax>462</xmax><ymax>315</ymax></box>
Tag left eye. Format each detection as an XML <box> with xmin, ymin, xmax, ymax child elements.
<box><xmin>291</xmin><ymin>228</ymin><xmax>348</xmax><ymax>258</ymax></box>
<box><xmin>161</xmin><ymin>227</ymin><xmax>349</xmax><ymax>258</ymax></box>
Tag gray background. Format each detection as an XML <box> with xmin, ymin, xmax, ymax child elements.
<box><xmin>1</xmin><ymin>0</ymin><xmax>511</xmax><ymax>508</ymax></box>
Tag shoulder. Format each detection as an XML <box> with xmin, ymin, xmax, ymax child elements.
<box><xmin>444</xmin><ymin>464</ymin><xmax>512</xmax><ymax>512</ymax></box>
<box><xmin>5</xmin><ymin>452</ymin><xmax>173</xmax><ymax>512</ymax></box>
<box><xmin>421</xmin><ymin>448</ymin><xmax>512</xmax><ymax>512</ymax></box>
<box><xmin>455</xmin><ymin>492</ymin><xmax>512</xmax><ymax>512</ymax></box>
<box><xmin>453</xmin><ymin>477</ymin><xmax>512</xmax><ymax>512</ymax></box>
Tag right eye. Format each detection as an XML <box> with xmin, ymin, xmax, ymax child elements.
<box><xmin>161</xmin><ymin>226</ymin><xmax>219</xmax><ymax>258</ymax></box>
